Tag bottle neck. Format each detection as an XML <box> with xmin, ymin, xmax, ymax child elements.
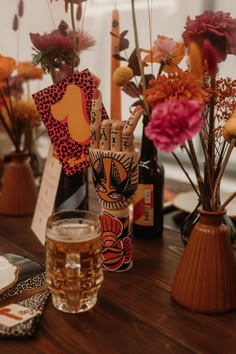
<box><xmin>140</xmin><ymin>115</ymin><xmax>157</xmax><ymax>160</ymax></box>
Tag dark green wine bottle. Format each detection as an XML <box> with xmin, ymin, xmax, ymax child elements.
<box><xmin>55</xmin><ymin>168</ymin><xmax>88</xmax><ymax>211</ymax></box>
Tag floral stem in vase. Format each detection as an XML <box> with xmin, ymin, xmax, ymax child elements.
<box><xmin>48</xmin><ymin>64</ymin><xmax>57</xmax><ymax>84</ymax></box>
<box><xmin>0</xmin><ymin>88</ymin><xmax>18</xmax><ymax>150</ymax></box>
<box><xmin>184</xmin><ymin>142</ymin><xmax>210</xmax><ymax>210</ymax></box>
<box><xmin>172</xmin><ymin>151</ymin><xmax>200</xmax><ymax>198</ymax></box>
<box><xmin>0</xmin><ymin>111</ymin><xmax>17</xmax><ymax>149</ymax></box>
<box><xmin>70</xmin><ymin>1</ymin><xmax>77</xmax><ymax>73</ymax></box>
<box><xmin>207</xmin><ymin>75</ymin><xmax>216</xmax><ymax>206</ymax></box>
<box><xmin>131</xmin><ymin>0</ymin><xmax>150</xmax><ymax>116</ymax></box>
<box><xmin>212</xmin><ymin>138</ymin><xmax>236</xmax><ymax>210</ymax></box>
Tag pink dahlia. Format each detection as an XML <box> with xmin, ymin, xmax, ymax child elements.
<box><xmin>145</xmin><ymin>99</ymin><xmax>204</xmax><ymax>153</ymax></box>
<box><xmin>182</xmin><ymin>10</ymin><xmax>236</xmax><ymax>62</ymax></box>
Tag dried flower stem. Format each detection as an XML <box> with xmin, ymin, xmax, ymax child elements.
<box><xmin>219</xmin><ymin>191</ymin><xmax>236</xmax><ymax>211</ymax></box>
<box><xmin>0</xmin><ymin>89</ymin><xmax>15</xmax><ymax>129</ymax></box>
<box><xmin>212</xmin><ymin>138</ymin><xmax>236</xmax><ymax>210</ymax></box>
<box><xmin>147</xmin><ymin>0</ymin><xmax>153</xmax><ymax>75</ymax></box>
<box><xmin>48</xmin><ymin>63</ymin><xmax>57</xmax><ymax>84</ymax></box>
<box><xmin>172</xmin><ymin>151</ymin><xmax>200</xmax><ymax>198</ymax></box>
<box><xmin>208</xmin><ymin>75</ymin><xmax>216</xmax><ymax>191</ymax></box>
<box><xmin>214</xmin><ymin>140</ymin><xmax>227</xmax><ymax>183</ymax></box>
<box><xmin>199</xmin><ymin>130</ymin><xmax>214</xmax><ymax>198</ymax></box>
<box><xmin>81</xmin><ymin>0</ymin><xmax>87</xmax><ymax>31</ymax></box>
<box><xmin>131</xmin><ymin>0</ymin><xmax>149</xmax><ymax>116</ymax></box>
<box><xmin>70</xmin><ymin>2</ymin><xmax>77</xmax><ymax>73</ymax></box>
<box><xmin>0</xmin><ymin>112</ymin><xmax>17</xmax><ymax>149</ymax></box>
<box><xmin>199</xmin><ymin>130</ymin><xmax>208</xmax><ymax>164</ymax></box>
<box><xmin>0</xmin><ymin>85</ymin><xmax>20</xmax><ymax>151</ymax></box>
<box><xmin>184</xmin><ymin>142</ymin><xmax>210</xmax><ymax>209</ymax></box>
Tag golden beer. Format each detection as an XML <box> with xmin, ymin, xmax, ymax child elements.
<box><xmin>46</xmin><ymin>210</ymin><xmax>103</xmax><ymax>313</ymax></box>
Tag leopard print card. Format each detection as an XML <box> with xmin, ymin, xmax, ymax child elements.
<box><xmin>0</xmin><ymin>253</ymin><xmax>50</xmax><ymax>338</ymax></box>
<box><xmin>33</xmin><ymin>68</ymin><xmax>108</xmax><ymax>176</ymax></box>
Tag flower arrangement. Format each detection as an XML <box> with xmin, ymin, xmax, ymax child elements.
<box><xmin>0</xmin><ymin>55</ymin><xmax>43</xmax><ymax>153</ymax></box>
<box><xmin>0</xmin><ymin>0</ymin><xmax>44</xmax><ymax>155</ymax></box>
<box><xmin>30</xmin><ymin>0</ymin><xmax>95</xmax><ymax>83</ymax></box>
<box><xmin>29</xmin><ymin>0</ymin><xmax>96</xmax><ymax>210</ymax></box>
<box><xmin>112</xmin><ymin>4</ymin><xmax>236</xmax><ymax>213</ymax></box>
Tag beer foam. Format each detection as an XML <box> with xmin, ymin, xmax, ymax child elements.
<box><xmin>47</xmin><ymin>218</ymin><xmax>101</xmax><ymax>242</ymax></box>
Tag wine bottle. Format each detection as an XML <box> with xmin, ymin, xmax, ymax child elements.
<box><xmin>133</xmin><ymin>115</ymin><xmax>164</xmax><ymax>238</ymax></box>
<box><xmin>55</xmin><ymin>168</ymin><xmax>88</xmax><ymax>211</ymax></box>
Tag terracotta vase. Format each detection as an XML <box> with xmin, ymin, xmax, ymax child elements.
<box><xmin>0</xmin><ymin>152</ymin><xmax>38</xmax><ymax>216</ymax></box>
<box><xmin>171</xmin><ymin>208</ymin><xmax>236</xmax><ymax>314</ymax></box>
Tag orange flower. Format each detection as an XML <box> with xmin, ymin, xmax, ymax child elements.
<box><xmin>1</xmin><ymin>96</ymin><xmax>41</xmax><ymax>126</ymax></box>
<box><xmin>0</xmin><ymin>55</ymin><xmax>16</xmax><ymax>83</ymax></box>
<box><xmin>142</xmin><ymin>35</ymin><xmax>185</xmax><ymax>74</ymax></box>
<box><xmin>188</xmin><ymin>42</ymin><xmax>203</xmax><ymax>79</ymax></box>
<box><xmin>17</xmin><ymin>61</ymin><xmax>44</xmax><ymax>80</ymax></box>
<box><xmin>145</xmin><ymin>71</ymin><xmax>208</xmax><ymax>107</ymax></box>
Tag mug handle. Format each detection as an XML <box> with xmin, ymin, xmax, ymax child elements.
<box><xmin>65</xmin><ymin>253</ymin><xmax>81</xmax><ymax>312</ymax></box>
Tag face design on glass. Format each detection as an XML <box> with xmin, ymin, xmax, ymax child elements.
<box><xmin>89</xmin><ymin>150</ymin><xmax>138</xmax><ymax>209</ymax></box>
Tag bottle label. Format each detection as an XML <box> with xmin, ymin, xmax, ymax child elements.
<box><xmin>133</xmin><ymin>184</ymin><xmax>154</xmax><ymax>226</ymax></box>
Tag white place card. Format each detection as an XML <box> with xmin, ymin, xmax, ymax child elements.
<box><xmin>0</xmin><ymin>304</ymin><xmax>40</xmax><ymax>328</ymax></box>
<box><xmin>31</xmin><ymin>144</ymin><xmax>62</xmax><ymax>245</ymax></box>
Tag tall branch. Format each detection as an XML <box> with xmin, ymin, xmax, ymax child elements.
<box><xmin>131</xmin><ymin>0</ymin><xmax>149</xmax><ymax>116</ymax></box>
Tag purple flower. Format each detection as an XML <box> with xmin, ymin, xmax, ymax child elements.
<box><xmin>145</xmin><ymin>99</ymin><xmax>204</xmax><ymax>153</ymax></box>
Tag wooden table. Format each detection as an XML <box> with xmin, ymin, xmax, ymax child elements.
<box><xmin>1</xmin><ymin>206</ymin><xmax>236</xmax><ymax>354</ymax></box>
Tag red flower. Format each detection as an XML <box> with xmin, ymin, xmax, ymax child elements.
<box><xmin>101</xmin><ymin>213</ymin><xmax>132</xmax><ymax>271</ymax></box>
<box><xmin>29</xmin><ymin>32</ymin><xmax>73</xmax><ymax>53</ymax></box>
<box><xmin>182</xmin><ymin>10</ymin><xmax>236</xmax><ymax>62</ymax></box>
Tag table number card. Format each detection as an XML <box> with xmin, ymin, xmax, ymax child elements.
<box><xmin>31</xmin><ymin>145</ymin><xmax>62</xmax><ymax>245</ymax></box>
<box><xmin>33</xmin><ymin>68</ymin><xmax>108</xmax><ymax>176</ymax></box>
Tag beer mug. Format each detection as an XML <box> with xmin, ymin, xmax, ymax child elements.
<box><xmin>46</xmin><ymin>210</ymin><xmax>103</xmax><ymax>313</ymax></box>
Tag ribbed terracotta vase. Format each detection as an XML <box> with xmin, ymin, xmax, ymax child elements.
<box><xmin>171</xmin><ymin>208</ymin><xmax>236</xmax><ymax>314</ymax></box>
<box><xmin>0</xmin><ymin>152</ymin><xmax>38</xmax><ymax>216</ymax></box>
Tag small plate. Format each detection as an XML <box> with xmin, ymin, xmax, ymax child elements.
<box><xmin>173</xmin><ymin>191</ymin><xmax>236</xmax><ymax>218</ymax></box>
<box><xmin>0</xmin><ymin>255</ymin><xmax>19</xmax><ymax>293</ymax></box>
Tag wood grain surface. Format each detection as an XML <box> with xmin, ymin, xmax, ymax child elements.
<box><xmin>0</xmin><ymin>178</ymin><xmax>236</xmax><ymax>354</ymax></box>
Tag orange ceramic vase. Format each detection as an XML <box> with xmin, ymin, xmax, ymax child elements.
<box><xmin>0</xmin><ymin>152</ymin><xmax>38</xmax><ymax>216</ymax></box>
<box><xmin>171</xmin><ymin>208</ymin><xmax>236</xmax><ymax>314</ymax></box>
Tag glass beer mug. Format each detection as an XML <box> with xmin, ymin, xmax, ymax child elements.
<box><xmin>45</xmin><ymin>210</ymin><xmax>103</xmax><ymax>313</ymax></box>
